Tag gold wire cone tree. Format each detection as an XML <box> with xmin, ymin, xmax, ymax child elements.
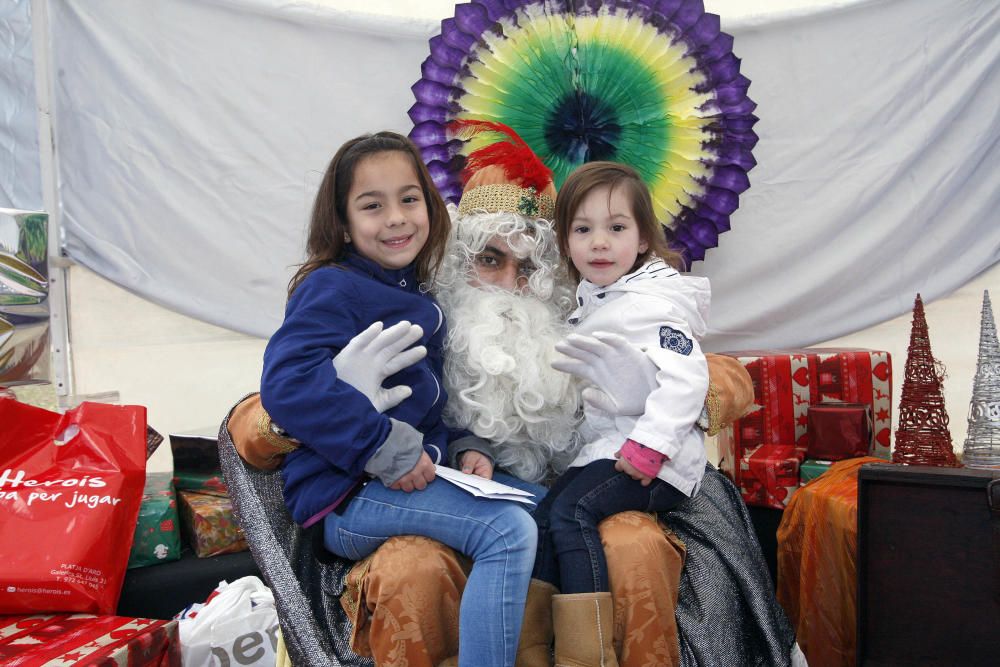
<box><xmin>962</xmin><ymin>290</ymin><xmax>1000</xmax><ymax>468</ymax></box>
<box><xmin>892</xmin><ymin>294</ymin><xmax>961</xmax><ymax>467</ymax></box>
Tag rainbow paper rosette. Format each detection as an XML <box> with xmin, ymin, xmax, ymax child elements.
<box><xmin>409</xmin><ymin>0</ymin><xmax>758</xmax><ymax>263</ymax></box>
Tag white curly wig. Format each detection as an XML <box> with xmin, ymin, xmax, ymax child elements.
<box><xmin>434</xmin><ymin>205</ymin><xmax>577</xmax><ymax>312</ymax></box>
<box><xmin>432</xmin><ymin>205</ymin><xmax>582</xmax><ymax>483</ymax></box>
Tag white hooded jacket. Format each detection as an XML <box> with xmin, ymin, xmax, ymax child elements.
<box><xmin>566</xmin><ymin>258</ymin><xmax>710</xmax><ymax>496</ymax></box>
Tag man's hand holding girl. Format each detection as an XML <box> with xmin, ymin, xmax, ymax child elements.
<box><xmin>552</xmin><ymin>331</ymin><xmax>658</xmax><ymax>416</ymax></box>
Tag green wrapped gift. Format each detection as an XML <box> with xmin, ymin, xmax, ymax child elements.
<box><xmin>173</xmin><ymin>470</ymin><xmax>229</xmax><ymax>497</ymax></box>
<box><xmin>127</xmin><ymin>472</ymin><xmax>182</xmax><ymax>569</ymax></box>
<box><xmin>799</xmin><ymin>459</ymin><xmax>833</xmax><ymax>485</ymax></box>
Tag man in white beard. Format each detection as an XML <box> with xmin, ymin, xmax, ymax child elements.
<box><xmin>434</xmin><ymin>208</ymin><xmax>582</xmax><ymax>484</ymax></box>
<box><xmin>225</xmin><ymin>202</ymin><xmax>701</xmax><ymax>667</ymax></box>
<box><xmin>223</xmin><ymin>134</ymin><xmax>771</xmax><ymax>666</ymax></box>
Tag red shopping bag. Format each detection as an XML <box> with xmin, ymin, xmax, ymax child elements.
<box><xmin>0</xmin><ymin>399</ymin><xmax>147</xmax><ymax>614</ymax></box>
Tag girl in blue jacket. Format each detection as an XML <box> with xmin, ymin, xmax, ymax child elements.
<box><xmin>260</xmin><ymin>131</ymin><xmax>540</xmax><ymax>667</ymax></box>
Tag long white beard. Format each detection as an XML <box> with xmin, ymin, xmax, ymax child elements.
<box><xmin>438</xmin><ymin>280</ymin><xmax>582</xmax><ymax>483</ymax></box>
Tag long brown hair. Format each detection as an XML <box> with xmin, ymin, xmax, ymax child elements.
<box><xmin>288</xmin><ymin>131</ymin><xmax>451</xmax><ymax>296</ymax></box>
<box><xmin>554</xmin><ymin>161</ymin><xmax>684</xmax><ymax>282</ymax></box>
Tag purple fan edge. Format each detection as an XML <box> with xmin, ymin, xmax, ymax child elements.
<box><xmin>408</xmin><ymin>0</ymin><xmax>757</xmax><ymax>259</ymax></box>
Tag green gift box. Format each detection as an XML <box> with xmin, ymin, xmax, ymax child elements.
<box><xmin>127</xmin><ymin>472</ymin><xmax>182</xmax><ymax>569</ymax></box>
<box><xmin>173</xmin><ymin>470</ymin><xmax>229</xmax><ymax>497</ymax></box>
<box><xmin>799</xmin><ymin>459</ymin><xmax>833</xmax><ymax>485</ymax></box>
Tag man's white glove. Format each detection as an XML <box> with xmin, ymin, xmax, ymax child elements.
<box><xmin>333</xmin><ymin>321</ymin><xmax>427</xmax><ymax>413</ymax></box>
<box><xmin>552</xmin><ymin>331</ymin><xmax>658</xmax><ymax>416</ymax></box>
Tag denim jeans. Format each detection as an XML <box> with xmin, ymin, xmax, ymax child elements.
<box><xmin>324</xmin><ymin>472</ymin><xmax>545</xmax><ymax>667</ymax></box>
<box><xmin>532</xmin><ymin>459</ymin><xmax>687</xmax><ymax>594</ymax></box>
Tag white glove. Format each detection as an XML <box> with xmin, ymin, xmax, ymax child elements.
<box><xmin>333</xmin><ymin>321</ymin><xmax>426</xmax><ymax>413</ymax></box>
<box><xmin>552</xmin><ymin>331</ymin><xmax>658</xmax><ymax>416</ymax></box>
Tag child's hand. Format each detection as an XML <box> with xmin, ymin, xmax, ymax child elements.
<box><xmin>390</xmin><ymin>452</ymin><xmax>436</xmax><ymax>492</ymax></box>
<box><xmin>459</xmin><ymin>450</ymin><xmax>494</xmax><ymax>479</ymax></box>
<box><xmin>614</xmin><ymin>450</ymin><xmax>655</xmax><ymax>487</ymax></box>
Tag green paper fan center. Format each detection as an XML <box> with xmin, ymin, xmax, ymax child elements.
<box><xmin>460</xmin><ymin>26</ymin><xmax>675</xmax><ymax>189</ymax></box>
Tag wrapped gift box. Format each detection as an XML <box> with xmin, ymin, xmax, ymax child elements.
<box><xmin>799</xmin><ymin>458</ymin><xmax>833</xmax><ymax>484</ymax></box>
<box><xmin>718</xmin><ymin>348</ymin><xmax>892</xmax><ymax>464</ymax></box>
<box><xmin>145</xmin><ymin>426</ymin><xmax>165</xmax><ymax>460</ymax></box>
<box><xmin>177</xmin><ymin>490</ymin><xmax>247</xmax><ymax>558</ymax></box>
<box><xmin>168</xmin><ymin>430</ymin><xmax>220</xmax><ymax>474</ymax></box>
<box><xmin>0</xmin><ymin>613</ymin><xmax>179</xmax><ymax>666</ymax></box>
<box><xmin>729</xmin><ymin>444</ymin><xmax>800</xmax><ymax>509</ymax></box>
<box><xmin>128</xmin><ymin>473</ymin><xmax>181</xmax><ymax>569</ymax></box>
<box><xmin>172</xmin><ymin>470</ymin><xmax>228</xmax><ymax>497</ymax></box>
<box><xmin>807</xmin><ymin>402</ymin><xmax>873</xmax><ymax>460</ymax></box>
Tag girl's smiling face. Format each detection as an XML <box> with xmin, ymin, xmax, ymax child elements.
<box><xmin>567</xmin><ymin>184</ymin><xmax>648</xmax><ymax>287</ymax></box>
<box><xmin>345</xmin><ymin>151</ymin><xmax>430</xmax><ymax>271</ymax></box>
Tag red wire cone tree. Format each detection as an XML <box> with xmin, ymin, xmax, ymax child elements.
<box><xmin>892</xmin><ymin>294</ymin><xmax>961</xmax><ymax>466</ymax></box>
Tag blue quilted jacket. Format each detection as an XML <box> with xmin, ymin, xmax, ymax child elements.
<box><xmin>261</xmin><ymin>251</ymin><xmax>453</xmax><ymax>526</ymax></box>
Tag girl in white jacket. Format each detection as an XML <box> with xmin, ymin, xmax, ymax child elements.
<box><xmin>533</xmin><ymin>161</ymin><xmax>711</xmax><ymax>667</ymax></box>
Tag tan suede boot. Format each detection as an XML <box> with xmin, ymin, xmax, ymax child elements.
<box><xmin>552</xmin><ymin>592</ymin><xmax>619</xmax><ymax>667</ymax></box>
<box><xmin>516</xmin><ymin>579</ymin><xmax>557</xmax><ymax>667</ymax></box>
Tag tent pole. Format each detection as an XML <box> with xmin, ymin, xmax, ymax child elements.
<box><xmin>31</xmin><ymin>0</ymin><xmax>74</xmax><ymax>398</ymax></box>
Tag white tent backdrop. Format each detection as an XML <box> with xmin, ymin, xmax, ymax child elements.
<box><xmin>1</xmin><ymin>0</ymin><xmax>998</xmax><ymax>448</ymax></box>
<box><xmin>1</xmin><ymin>0</ymin><xmax>41</xmax><ymax>211</ymax></box>
<box><xmin>30</xmin><ymin>0</ymin><xmax>1000</xmax><ymax>348</ymax></box>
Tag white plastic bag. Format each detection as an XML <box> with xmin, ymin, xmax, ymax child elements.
<box><xmin>178</xmin><ymin>576</ymin><xmax>279</xmax><ymax>667</ymax></box>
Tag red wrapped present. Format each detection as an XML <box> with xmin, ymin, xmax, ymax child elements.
<box><xmin>729</xmin><ymin>444</ymin><xmax>801</xmax><ymax>509</ymax></box>
<box><xmin>0</xmin><ymin>613</ymin><xmax>179</xmax><ymax>666</ymax></box>
<box><xmin>177</xmin><ymin>490</ymin><xmax>247</xmax><ymax>558</ymax></box>
<box><xmin>718</xmin><ymin>348</ymin><xmax>892</xmax><ymax>462</ymax></box>
<box><xmin>807</xmin><ymin>402</ymin><xmax>873</xmax><ymax>461</ymax></box>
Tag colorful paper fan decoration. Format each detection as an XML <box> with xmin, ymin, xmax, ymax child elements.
<box><xmin>409</xmin><ymin>0</ymin><xmax>758</xmax><ymax>263</ymax></box>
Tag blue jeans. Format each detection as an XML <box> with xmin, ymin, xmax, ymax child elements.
<box><xmin>324</xmin><ymin>472</ymin><xmax>545</xmax><ymax>667</ymax></box>
<box><xmin>532</xmin><ymin>459</ymin><xmax>687</xmax><ymax>594</ymax></box>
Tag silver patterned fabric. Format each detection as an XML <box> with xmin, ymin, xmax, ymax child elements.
<box><xmin>218</xmin><ymin>404</ymin><xmax>372</xmax><ymax>667</ymax></box>
<box><xmin>668</xmin><ymin>466</ymin><xmax>796</xmax><ymax>666</ymax></box>
<box><xmin>219</xmin><ymin>405</ymin><xmax>793</xmax><ymax>666</ymax></box>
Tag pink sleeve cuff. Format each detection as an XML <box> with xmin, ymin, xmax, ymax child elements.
<box><xmin>620</xmin><ymin>439</ymin><xmax>667</xmax><ymax>478</ymax></box>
